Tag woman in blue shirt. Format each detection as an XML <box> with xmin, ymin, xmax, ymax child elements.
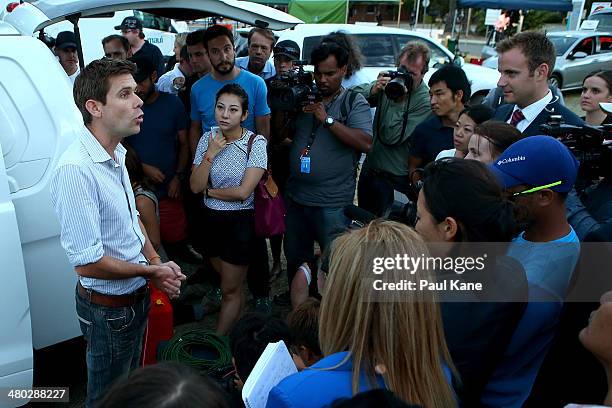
<box><xmin>267</xmin><ymin>220</ymin><xmax>456</xmax><ymax>408</ymax></box>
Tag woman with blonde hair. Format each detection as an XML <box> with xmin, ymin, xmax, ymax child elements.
<box><xmin>267</xmin><ymin>220</ymin><xmax>456</xmax><ymax>408</ymax></box>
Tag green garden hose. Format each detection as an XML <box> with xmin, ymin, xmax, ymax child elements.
<box><xmin>160</xmin><ymin>328</ymin><xmax>232</xmax><ymax>375</ymax></box>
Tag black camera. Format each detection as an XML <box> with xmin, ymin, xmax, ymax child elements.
<box><xmin>540</xmin><ymin>115</ymin><xmax>612</xmax><ymax>185</ymax></box>
<box><xmin>384</xmin><ymin>65</ymin><xmax>414</xmax><ymax>99</ymax></box>
<box><xmin>267</xmin><ymin>60</ymin><xmax>322</xmax><ymax>111</ymax></box>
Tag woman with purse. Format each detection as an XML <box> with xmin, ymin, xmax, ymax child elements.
<box><xmin>190</xmin><ymin>84</ymin><xmax>267</xmax><ymax>335</ymax></box>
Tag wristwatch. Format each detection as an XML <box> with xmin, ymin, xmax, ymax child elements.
<box><xmin>323</xmin><ymin>116</ymin><xmax>335</xmax><ymax>128</ymax></box>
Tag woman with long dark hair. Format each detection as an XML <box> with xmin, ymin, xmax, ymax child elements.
<box><xmin>415</xmin><ymin>158</ymin><xmax>527</xmax><ymax>406</ymax></box>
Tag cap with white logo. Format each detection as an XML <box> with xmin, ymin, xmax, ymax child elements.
<box><xmin>489</xmin><ymin>135</ymin><xmax>579</xmax><ymax>193</ymax></box>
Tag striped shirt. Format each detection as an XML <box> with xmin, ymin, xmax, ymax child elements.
<box><xmin>50</xmin><ymin>126</ymin><xmax>147</xmax><ymax>295</ymax></box>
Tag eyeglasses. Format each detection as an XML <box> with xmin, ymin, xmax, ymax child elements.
<box><xmin>512</xmin><ymin>181</ymin><xmax>563</xmax><ymax>197</ymax></box>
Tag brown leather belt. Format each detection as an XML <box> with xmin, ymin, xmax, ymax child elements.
<box><xmin>77</xmin><ymin>281</ymin><xmax>149</xmax><ymax>308</ymax></box>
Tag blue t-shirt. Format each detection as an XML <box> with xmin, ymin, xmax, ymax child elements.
<box><xmin>507</xmin><ymin>226</ymin><xmax>580</xmax><ymax>299</ymax></box>
<box><xmin>190</xmin><ymin>69</ymin><xmax>270</xmax><ymax>134</ymax></box>
<box><xmin>128</xmin><ymin>92</ymin><xmax>188</xmax><ymax>198</ymax></box>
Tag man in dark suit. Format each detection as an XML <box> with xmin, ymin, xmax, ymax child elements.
<box><xmin>493</xmin><ymin>32</ymin><xmax>583</xmax><ymax>136</ymax></box>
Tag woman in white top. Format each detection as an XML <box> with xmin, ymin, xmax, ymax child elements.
<box><xmin>190</xmin><ymin>84</ymin><xmax>267</xmax><ymax>335</ymax></box>
<box><xmin>436</xmin><ymin>104</ymin><xmax>493</xmax><ymax>161</ymax></box>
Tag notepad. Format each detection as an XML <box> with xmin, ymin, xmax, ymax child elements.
<box><xmin>242</xmin><ymin>340</ymin><xmax>298</xmax><ymax>408</ymax></box>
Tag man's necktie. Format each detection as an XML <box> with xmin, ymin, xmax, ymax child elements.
<box><xmin>510</xmin><ymin>109</ymin><xmax>525</xmax><ymax>127</ymax></box>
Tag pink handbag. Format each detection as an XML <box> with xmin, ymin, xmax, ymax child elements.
<box><xmin>247</xmin><ymin>134</ymin><xmax>286</xmax><ymax>237</ymax></box>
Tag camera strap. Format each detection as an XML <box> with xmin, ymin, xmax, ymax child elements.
<box><xmin>302</xmin><ymin>89</ymin><xmax>355</xmax><ymax>156</ymax></box>
<box><xmin>376</xmin><ymin>90</ymin><xmax>413</xmax><ymax>147</ymax></box>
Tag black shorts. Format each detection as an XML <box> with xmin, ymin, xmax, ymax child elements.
<box><xmin>203</xmin><ymin>207</ymin><xmax>255</xmax><ymax>265</ymax></box>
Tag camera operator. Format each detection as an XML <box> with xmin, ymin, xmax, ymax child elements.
<box><xmin>354</xmin><ymin>42</ymin><xmax>432</xmax><ymax>217</ymax></box>
<box><xmin>265</xmin><ymin>40</ymin><xmax>301</xmax><ymax>280</ymax></box>
<box><xmin>493</xmin><ymin>32</ymin><xmax>583</xmax><ymax>135</ymax></box>
<box><xmin>284</xmin><ymin>42</ymin><xmax>372</xmax><ymax>295</ymax></box>
<box><xmin>566</xmin><ymin>103</ymin><xmax>612</xmax><ymax>241</ymax></box>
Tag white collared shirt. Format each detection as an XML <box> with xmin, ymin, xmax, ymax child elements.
<box><xmin>508</xmin><ymin>91</ymin><xmax>553</xmax><ymax>133</ymax></box>
<box><xmin>156</xmin><ymin>63</ymin><xmax>186</xmax><ymax>95</ymax></box>
<box><xmin>235</xmin><ymin>56</ymin><xmax>276</xmax><ymax>80</ymax></box>
<box><xmin>50</xmin><ymin>126</ymin><xmax>147</xmax><ymax>295</ymax></box>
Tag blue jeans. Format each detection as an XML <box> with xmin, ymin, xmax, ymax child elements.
<box><xmin>75</xmin><ymin>285</ymin><xmax>150</xmax><ymax>408</ymax></box>
<box><xmin>284</xmin><ymin>197</ymin><xmax>350</xmax><ymax>288</ymax></box>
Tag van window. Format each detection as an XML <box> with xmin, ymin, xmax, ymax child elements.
<box><xmin>133</xmin><ymin>11</ymin><xmax>175</xmax><ymax>33</ymax></box>
<box><xmin>302</xmin><ymin>34</ymin><xmax>395</xmax><ymax>67</ymax></box>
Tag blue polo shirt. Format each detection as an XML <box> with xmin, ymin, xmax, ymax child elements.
<box><xmin>190</xmin><ymin>69</ymin><xmax>270</xmax><ymax>134</ymax></box>
<box><xmin>409</xmin><ymin>115</ymin><xmax>454</xmax><ymax>167</ymax></box>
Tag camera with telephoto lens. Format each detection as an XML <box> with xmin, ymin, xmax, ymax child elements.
<box><xmin>267</xmin><ymin>60</ymin><xmax>322</xmax><ymax>111</ymax></box>
<box><xmin>383</xmin><ymin>65</ymin><xmax>414</xmax><ymax>99</ymax></box>
<box><xmin>540</xmin><ymin>115</ymin><xmax>612</xmax><ymax>189</ymax></box>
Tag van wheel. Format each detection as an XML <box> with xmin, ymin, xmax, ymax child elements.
<box><xmin>549</xmin><ymin>74</ymin><xmax>562</xmax><ymax>90</ymax></box>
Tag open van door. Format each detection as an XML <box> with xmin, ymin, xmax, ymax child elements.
<box><xmin>0</xmin><ymin>145</ymin><xmax>33</xmax><ymax>407</ymax></box>
<box><xmin>5</xmin><ymin>0</ymin><xmax>302</xmax><ymax>36</ymax></box>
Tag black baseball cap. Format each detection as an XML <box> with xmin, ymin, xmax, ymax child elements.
<box><xmin>129</xmin><ymin>55</ymin><xmax>155</xmax><ymax>82</ymax></box>
<box><xmin>55</xmin><ymin>31</ymin><xmax>77</xmax><ymax>50</ymax></box>
<box><xmin>115</xmin><ymin>16</ymin><xmax>143</xmax><ymax>30</ymax></box>
<box><xmin>273</xmin><ymin>40</ymin><xmax>300</xmax><ymax>60</ymax></box>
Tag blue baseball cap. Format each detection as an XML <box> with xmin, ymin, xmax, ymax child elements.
<box><xmin>489</xmin><ymin>135</ymin><xmax>579</xmax><ymax>193</ymax></box>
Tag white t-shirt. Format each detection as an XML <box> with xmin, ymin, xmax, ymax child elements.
<box><xmin>193</xmin><ymin>129</ymin><xmax>267</xmax><ymax>210</ymax></box>
<box><xmin>342</xmin><ymin>69</ymin><xmax>371</xmax><ymax>89</ymax></box>
<box><xmin>436</xmin><ymin>148</ymin><xmax>457</xmax><ymax>161</ymax></box>
<box><xmin>68</xmin><ymin>67</ymin><xmax>80</xmax><ymax>86</ymax></box>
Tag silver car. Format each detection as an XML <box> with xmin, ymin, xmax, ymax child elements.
<box><xmin>482</xmin><ymin>31</ymin><xmax>612</xmax><ymax>91</ymax></box>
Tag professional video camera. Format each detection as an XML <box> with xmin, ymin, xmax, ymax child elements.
<box><xmin>383</xmin><ymin>65</ymin><xmax>414</xmax><ymax>99</ymax></box>
<box><xmin>267</xmin><ymin>60</ymin><xmax>322</xmax><ymax>111</ymax></box>
<box><xmin>540</xmin><ymin>115</ymin><xmax>612</xmax><ymax>185</ymax></box>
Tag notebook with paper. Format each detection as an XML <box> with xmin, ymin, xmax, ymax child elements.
<box><xmin>242</xmin><ymin>340</ymin><xmax>297</xmax><ymax>408</ymax></box>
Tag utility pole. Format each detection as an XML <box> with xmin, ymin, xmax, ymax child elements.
<box><xmin>397</xmin><ymin>0</ymin><xmax>402</xmax><ymax>27</ymax></box>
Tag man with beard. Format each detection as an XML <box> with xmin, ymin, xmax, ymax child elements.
<box><xmin>189</xmin><ymin>25</ymin><xmax>270</xmax><ymax>156</ymax></box>
<box><xmin>55</xmin><ymin>31</ymin><xmax>80</xmax><ymax>84</ymax></box>
<box><xmin>235</xmin><ymin>27</ymin><xmax>276</xmax><ymax>80</ymax></box>
<box><xmin>127</xmin><ymin>55</ymin><xmax>194</xmax><ymax>260</ymax></box>
<box><xmin>188</xmin><ymin>24</ymin><xmax>271</xmax><ymax>312</ymax></box>
<box><xmin>284</xmin><ymin>41</ymin><xmax>372</xmax><ymax>298</ymax></box>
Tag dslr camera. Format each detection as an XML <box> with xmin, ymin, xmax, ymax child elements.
<box><xmin>267</xmin><ymin>60</ymin><xmax>322</xmax><ymax>111</ymax></box>
<box><xmin>383</xmin><ymin>65</ymin><xmax>414</xmax><ymax>99</ymax></box>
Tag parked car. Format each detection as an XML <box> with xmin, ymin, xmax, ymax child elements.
<box><xmin>238</xmin><ymin>23</ymin><xmax>500</xmax><ymax>104</ymax></box>
<box><xmin>482</xmin><ymin>31</ymin><xmax>612</xmax><ymax>91</ymax></box>
<box><xmin>0</xmin><ymin>0</ymin><xmax>299</xmax><ymax>405</ymax></box>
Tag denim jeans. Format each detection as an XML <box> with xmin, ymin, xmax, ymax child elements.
<box><xmin>284</xmin><ymin>197</ymin><xmax>350</xmax><ymax>288</ymax></box>
<box><xmin>75</xmin><ymin>285</ymin><xmax>150</xmax><ymax>408</ymax></box>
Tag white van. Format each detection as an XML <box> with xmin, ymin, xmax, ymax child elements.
<box><xmin>0</xmin><ymin>1</ymin><xmax>300</xmax><ymax>406</ymax></box>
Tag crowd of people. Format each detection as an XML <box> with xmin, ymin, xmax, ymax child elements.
<box><xmin>48</xmin><ymin>16</ymin><xmax>612</xmax><ymax>408</ymax></box>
